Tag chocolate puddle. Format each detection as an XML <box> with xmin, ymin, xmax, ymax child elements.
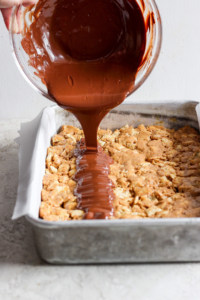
<box><xmin>22</xmin><ymin>0</ymin><xmax>146</xmax><ymax>219</ymax></box>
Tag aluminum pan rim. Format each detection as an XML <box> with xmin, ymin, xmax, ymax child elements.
<box><xmin>26</xmin><ymin>215</ymin><xmax>200</xmax><ymax>229</ymax></box>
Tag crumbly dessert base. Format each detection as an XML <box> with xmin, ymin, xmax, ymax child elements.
<box><xmin>40</xmin><ymin>124</ymin><xmax>200</xmax><ymax>221</ymax></box>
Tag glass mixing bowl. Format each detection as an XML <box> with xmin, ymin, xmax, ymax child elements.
<box><xmin>10</xmin><ymin>0</ymin><xmax>162</xmax><ymax>102</ymax></box>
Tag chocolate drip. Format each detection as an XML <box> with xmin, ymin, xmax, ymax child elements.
<box><xmin>22</xmin><ymin>0</ymin><xmax>146</xmax><ymax>219</ymax></box>
<box><xmin>74</xmin><ymin>140</ymin><xmax>115</xmax><ymax>219</ymax></box>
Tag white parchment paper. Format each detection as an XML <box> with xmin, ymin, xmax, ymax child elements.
<box><xmin>12</xmin><ymin>102</ymin><xmax>200</xmax><ymax>220</ymax></box>
<box><xmin>12</xmin><ymin>106</ymin><xmax>56</xmax><ymax>219</ymax></box>
<box><xmin>196</xmin><ymin>103</ymin><xmax>200</xmax><ymax>129</ymax></box>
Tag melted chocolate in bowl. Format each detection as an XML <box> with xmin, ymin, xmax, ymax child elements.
<box><xmin>22</xmin><ymin>0</ymin><xmax>146</xmax><ymax>219</ymax></box>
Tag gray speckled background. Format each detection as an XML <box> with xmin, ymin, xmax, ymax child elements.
<box><xmin>1</xmin><ymin>120</ymin><xmax>200</xmax><ymax>300</ymax></box>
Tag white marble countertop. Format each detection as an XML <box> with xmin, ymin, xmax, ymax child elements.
<box><xmin>1</xmin><ymin>120</ymin><xmax>200</xmax><ymax>300</ymax></box>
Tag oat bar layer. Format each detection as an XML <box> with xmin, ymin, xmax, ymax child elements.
<box><xmin>40</xmin><ymin>124</ymin><xmax>200</xmax><ymax>221</ymax></box>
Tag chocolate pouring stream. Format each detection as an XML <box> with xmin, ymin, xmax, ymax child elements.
<box><xmin>22</xmin><ymin>0</ymin><xmax>146</xmax><ymax>219</ymax></box>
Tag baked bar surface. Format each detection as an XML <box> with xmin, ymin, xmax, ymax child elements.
<box><xmin>40</xmin><ymin>124</ymin><xmax>200</xmax><ymax>221</ymax></box>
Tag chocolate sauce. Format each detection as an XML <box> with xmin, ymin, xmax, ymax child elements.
<box><xmin>74</xmin><ymin>140</ymin><xmax>115</xmax><ymax>219</ymax></box>
<box><xmin>22</xmin><ymin>0</ymin><xmax>146</xmax><ymax>219</ymax></box>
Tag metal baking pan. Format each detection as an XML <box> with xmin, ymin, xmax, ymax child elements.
<box><xmin>22</xmin><ymin>101</ymin><xmax>200</xmax><ymax>263</ymax></box>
